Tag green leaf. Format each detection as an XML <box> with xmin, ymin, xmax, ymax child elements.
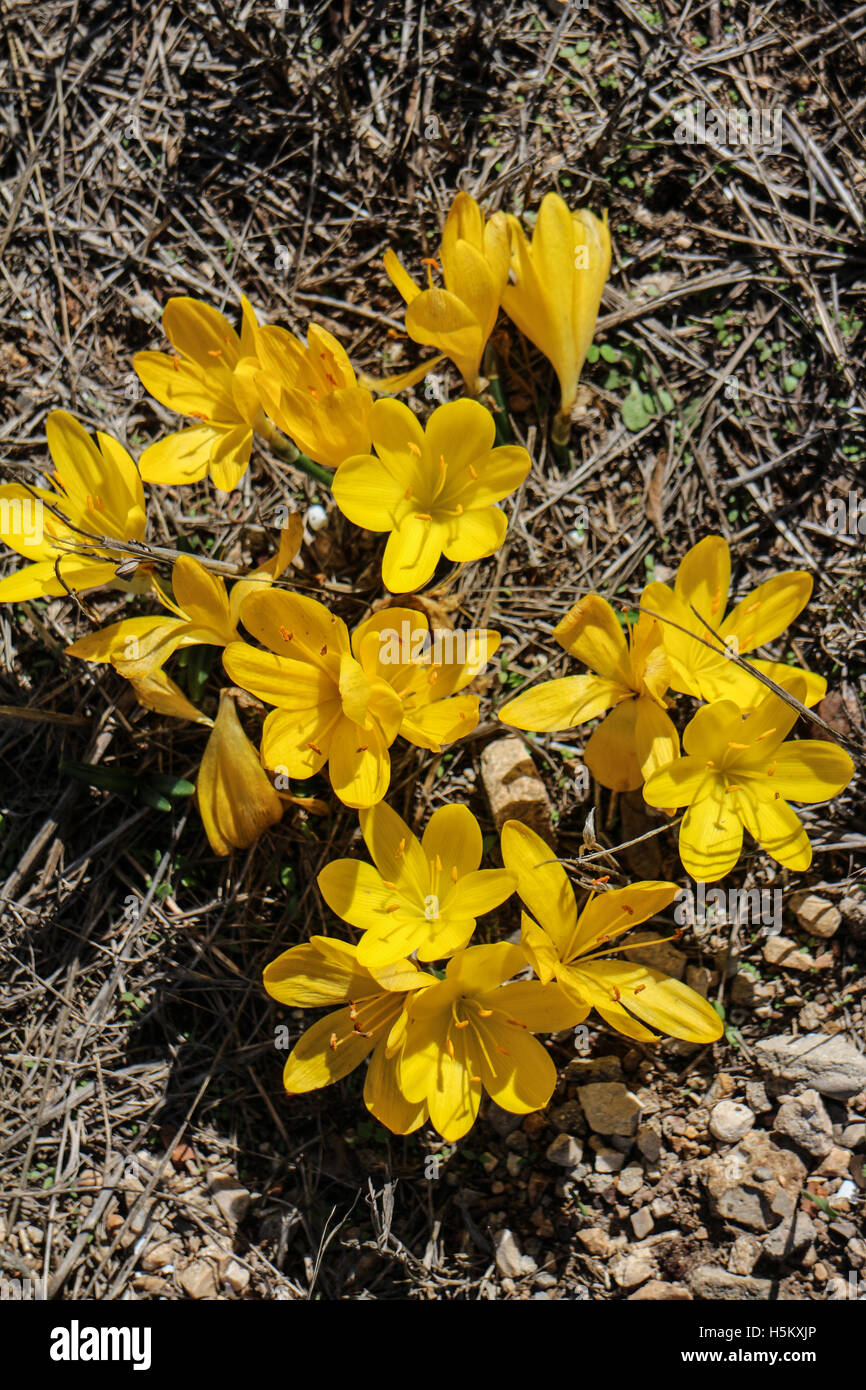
<box><xmin>600</xmin><ymin>343</ymin><xmax>619</xmax><ymax>363</ymax></box>
<box><xmin>622</xmin><ymin>381</ymin><xmax>652</xmax><ymax>431</ymax></box>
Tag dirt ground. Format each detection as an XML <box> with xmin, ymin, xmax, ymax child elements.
<box><xmin>1</xmin><ymin>0</ymin><xmax>864</xmax><ymax>1300</ymax></box>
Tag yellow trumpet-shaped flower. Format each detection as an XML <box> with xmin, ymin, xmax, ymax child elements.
<box><xmin>642</xmin><ymin>534</ymin><xmax>826</xmax><ymax>708</ymax></box>
<box><xmin>350</xmin><ymin>606</ymin><xmax>499</xmax><ymax>752</ymax></box>
<box><xmin>397</xmin><ymin>942</ymin><xmax>584</xmax><ymax>1141</ymax></box>
<box><xmin>264</xmin><ymin>937</ymin><xmax>433</xmax><ymax>1135</ymax></box>
<box><xmin>223</xmin><ymin>589</ymin><xmax>405</xmax><ymax>809</ymax></box>
<box><xmin>643</xmin><ymin>684</ymin><xmax>855</xmax><ymax>882</ymax></box>
<box><xmin>134</xmin><ymin>294</ymin><xmax>274</xmax><ymax>492</ymax></box>
<box><xmin>255</xmin><ymin>322</ymin><xmax>373</xmax><ymax>470</ymax></box>
<box><xmin>0</xmin><ymin>411</ymin><xmax>147</xmax><ymax>602</ymax></box>
<box><xmin>318</xmin><ymin>800</ymin><xmax>516</xmax><ymax>969</ymax></box>
<box><xmin>332</xmin><ymin>398</ymin><xmax>530</xmax><ymax>593</ymax></box>
<box><xmin>502</xmin><ymin>194</ymin><xmax>611</xmax><ymax>433</ymax></box>
<box><xmin>498</xmin><ymin>593</ymin><xmax>678</xmax><ymax>791</ymax></box>
<box><xmin>379</xmin><ymin>192</ymin><xmax>510</xmax><ymax>396</ymax></box>
<box><xmin>501</xmin><ymin>820</ymin><xmax>723</xmax><ymax>1045</ymax></box>
<box><xmin>66</xmin><ymin>520</ymin><xmax>301</xmax><ymax>679</ymax></box>
<box><xmin>196</xmin><ymin>690</ymin><xmax>284</xmax><ymax>856</ymax></box>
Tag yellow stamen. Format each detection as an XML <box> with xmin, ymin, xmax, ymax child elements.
<box><xmin>468</xmin><ymin>463</ymin><xmax>478</xmax><ymax>480</ymax></box>
<box><xmin>415</xmin><ymin>512</ymin><xmax>432</xmax><ymax>521</ymax></box>
<box><xmin>396</xmin><ymin>838</ymin><xmax>406</xmax><ymax>858</ymax></box>
<box><xmin>407</xmin><ymin>441</ymin><xmax>422</xmax><ymax>457</ymax></box>
<box><xmin>451</xmin><ymin>865</ymin><xmax>458</xmax><ymax>883</ymax></box>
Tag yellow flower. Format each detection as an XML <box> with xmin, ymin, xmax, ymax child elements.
<box><xmin>318</xmin><ymin>800</ymin><xmax>516</xmax><ymax>969</ymax></box>
<box><xmin>398</xmin><ymin>942</ymin><xmax>584</xmax><ymax>1141</ymax></box>
<box><xmin>196</xmin><ymin>690</ymin><xmax>284</xmax><ymax>856</ymax></box>
<box><xmin>264</xmin><ymin>937</ymin><xmax>433</xmax><ymax>1135</ymax></box>
<box><xmin>350</xmin><ymin>606</ymin><xmax>499</xmax><ymax>751</ymax></box>
<box><xmin>501</xmin><ymin>820</ymin><xmax>723</xmax><ymax>1044</ymax></box>
<box><xmin>66</xmin><ymin>521</ymin><xmax>301</xmax><ymax>678</ymax></box>
<box><xmin>379</xmin><ymin>192</ymin><xmax>510</xmax><ymax>395</ymax></box>
<box><xmin>501</xmin><ymin>194</ymin><xmax>611</xmax><ymax>431</ymax></box>
<box><xmin>498</xmin><ymin>593</ymin><xmax>678</xmax><ymax>791</ymax></box>
<box><xmin>255</xmin><ymin>322</ymin><xmax>373</xmax><ymax>469</ymax></box>
<box><xmin>643</xmin><ymin>684</ymin><xmax>855</xmax><ymax>882</ymax></box>
<box><xmin>223</xmin><ymin>589</ymin><xmax>404</xmax><ymax>809</ymax></box>
<box><xmin>643</xmin><ymin>534</ymin><xmax>826</xmax><ymax>707</ymax></box>
<box><xmin>331</xmin><ymin>398</ymin><xmax>530</xmax><ymax>593</ymax></box>
<box><xmin>0</xmin><ymin>411</ymin><xmax>146</xmax><ymax>602</ymax></box>
<box><xmin>134</xmin><ymin>294</ymin><xmax>273</xmax><ymax>492</ymax></box>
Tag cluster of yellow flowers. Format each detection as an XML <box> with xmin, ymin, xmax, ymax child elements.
<box><xmin>0</xmin><ymin>188</ymin><xmax>853</xmax><ymax>1140</ymax></box>
<box><xmin>268</xmin><ymin>803</ymin><xmax>722</xmax><ymax>1140</ymax></box>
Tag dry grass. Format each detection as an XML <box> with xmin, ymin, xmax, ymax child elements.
<box><xmin>1</xmin><ymin>0</ymin><xmax>864</xmax><ymax>1301</ymax></box>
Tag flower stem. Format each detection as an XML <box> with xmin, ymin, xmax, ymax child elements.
<box><xmin>265</xmin><ymin>432</ymin><xmax>333</xmax><ymax>488</ymax></box>
<box><xmin>481</xmin><ymin>344</ymin><xmax>513</xmax><ymax>445</ymax></box>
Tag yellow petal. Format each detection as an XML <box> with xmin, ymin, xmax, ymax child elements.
<box><xmin>382</xmin><ymin>516</ymin><xmax>445</xmax><ymax>593</ymax></box>
<box><xmin>633</xmin><ymin>696</ymin><xmax>679</xmax><ymax>782</ymax></box>
<box><xmin>520</xmin><ymin>912</ymin><xmax>561</xmax><ymax>984</ymax></box>
<box><xmin>441</xmin><ymin>506</ymin><xmax>506</xmax><ymax>563</ymax></box>
<box><xmin>741</xmin><ymin>659</ymin><xmax>826</xmax><ymax>710</ymax></box>
<box><xmin>735</xmin><ymin>783</ymin><xmax>811</xmax><ymax>871</ymax></box>
<box><xmin>674</xmin><ymin>534</ymin><xmax>731</xmax><ymax>630</ymax></box>
<box><xmin>405</xmin><ymin>287</ymin><xmax>483</xmax><ymax>386</ymax></box>
<box><xmin>642</xmin><ymin>754</ymin><xmax>714</xmax><ymax>809</ymax></box>
<box><xmin>747</xmin><ymin>740</ymin><xmax>854</xmax><ymax>802</ymax></box>
<box><xmin>568</xmin><ymin>880</ymin><xmax>678</xmax><ymax>958</ymax></box>
<box><xmin>580</xmin><ymin>959</ymin><xmax>723</xmax><ymax>1043</ymax></box>
<box><xmin>196</xmin><ymin>691</ymin><xmax>283</xmax><ymax>855</ymax></box>
<box><xmin>283</xmin><ymin>1007</ymin><xmax>379</xmax><ymax>1091</ymax></box>
<box><xmin>364</xmin><ymin>1040</ymin><xmax>428</xmax><ymax>1134</ymax></box>
<box><xmin>678</xmin><ymin>779</ymin><xmax>743</xmax><ymax>882</ymax></box>
<box><xmin>137</xmin><ymin>426</ymin><xmax>215</xmax><ymax>485</ymax></box>
<box><xmin>128</xmin><ymin>668</ymin><xmax>212</xmax><ymax>725</ymax></box>
<box><xmin>331</xmin><ymin>454</ymin><xmax>412</xmax><ymax>532</ymax></box>
<box><xmin>327</xmin><ymin>717</ymin><xmax>391</xmax><ymax>807</ymax></box>
<box><xmin>163</xmin><ymin>296</ymin><xmax>242</xmax><ymax>368</ymax></box>
<box><xmin>500</xmin><ymin>820</ymin><xmax>577</xmax><ymax>955</ymax></box>
<box><xmin>554</xmin><ymin>593</ymin><xmax>631</xmax><ymax>683</ymax></box>
<box><xmin>475</xmin><ymin>1015</ymin><xmax>557</xmax><ymax>1115</ymax></box>
<box><xmin>237</xmin><ymin>588</ymin><xmax>349</xmax><ymax>662</ymax></box>
<box><xmin>499</xmin><ymin>673</ymin><xmax>624</xmax><ymax>732</ymax></box>
<box><xmin>439</xmin><ymin>868</ymin><xmax>515</xmax><ymax>921</ymax></box>
<box><xmin>383</xmin><ymin>248</ymin><xmax>422</xmax><ymax>304</ymax></box>
<box><xmin>400</xmin><ymin>694</ymin><xmax>479</xmax><ymax>752</ymax></box>
<box><xmin>584</xmin><ymin>699</ymin><xmax>643</xmax><ymax>791</ymax></box>
<box><xmin>721</xmin><ymin>570</ymin><xmax>812</xmax><ymax>651</ymax></box>
<box><xmin>318</xmin><ymin>857</ymin><xmax>399</xmax><ymax>931</ymax></box>
<box><xmin>223</xmin><ymin>641</ymin><xmax>336</xmax><ymax>711</ymax></box>
<box><xmin>264</xmin><ymin>937</ymin><xmax>369</xmax><ymax>1005</ymax></box>
<box><xmin>260</xmin><ymin>705</ymin><xmax>339</xmax><ymax>779</ymax></box>
<box><xmin>421</xmin><ymin>803</ymin><xmax>482</xmax><ymax>878</ymax></box>
<box><xmin>359</xmin><ymin>800</ymin><xmax>427</xmax><ymax>901</ymax></box>
<box><xmin>172</xmin><ymin>555</ymin><xmax>234</xmax><ymax>637</ymax></box>
<box><xmin>491</xmin><ymin>979</ymin><xmax>588</xmax><ymax>1030</ymax></box>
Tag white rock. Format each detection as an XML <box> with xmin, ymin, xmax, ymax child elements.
<box><xmin>577</xmin><ymin>1082</ymin><xmax>641</xmax><ymax>1136</ymax></box>
<box><xmin>755</xmin><ymin>1033</ymin><xmax>866</xmax><ymax>1100</ymax></box>
<box><xmin>773</xmin><ymin>1089</ymin><xmax>834</xmax><ymax>1158</ymax></box>
<box><xmin>494</xmin><ymin>1228</ymin><xmax>537</xmax><ymax>1279</ymax></box>
<box><xmin>709</xmin><ymin>1100</ymin><xmax>755</xmax><ymax>1144</ymax></box>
